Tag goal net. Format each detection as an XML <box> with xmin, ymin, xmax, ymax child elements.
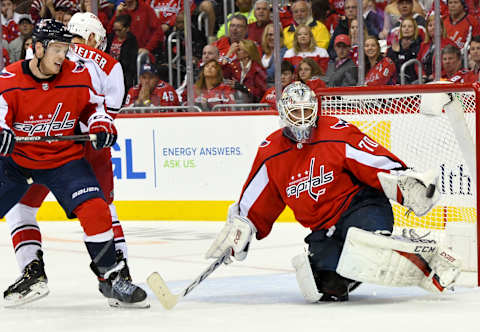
<box><xmin>319</xmin><ymin>83</ymin><xmax>479</xmax><ymax>286</ymax></box>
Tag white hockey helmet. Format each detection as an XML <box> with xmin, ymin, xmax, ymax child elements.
<box><xmin>67</xmin><ymin>12</ymin><xmax>107</xmax><ymax>50</ymax></box>
<box><xmin>277</xmin><ymin>82</ymin><xmax>319</xmax><ymax>143</ymax></box>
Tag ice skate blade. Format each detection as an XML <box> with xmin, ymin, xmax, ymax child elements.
<box><xmin>107</xmin><ymin>298</ymin><xmax>150</xmax><ymax>309</ymax></box>
<box><xmin>3</xmin><ymin>282</ymin><xmax>49</xmax><ymax>308</ymax></box>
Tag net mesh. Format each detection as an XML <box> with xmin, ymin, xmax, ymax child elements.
<box><xmin>320</xmin><ymin>89</ymin><xmax>477</xmax><ymax>272</ymax></box>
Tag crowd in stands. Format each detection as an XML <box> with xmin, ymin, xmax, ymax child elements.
<box><xmin>3</xmin><ymin>0</ymin><xmax>480</xmax><ymax>111</ymax></box>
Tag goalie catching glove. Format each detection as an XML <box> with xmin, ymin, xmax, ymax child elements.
<box><xmin>205</xmin><ymin>203</ymin><xmax>256</xmax><ymax>264</ymax></box>
<box><xmin>378</xmin><ymin>169</ymin><xmax>440</xmax><ymax>216</ymax></box>
<box><xmin>88</xmin><ymin>114</ymin><xmax>117</xmax><ymax>150</ymax></box>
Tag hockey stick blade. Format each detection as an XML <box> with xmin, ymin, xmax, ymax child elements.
<box><xmin>147</xmin><ymin>248</ymin><xmax>232</xmax><ymax>310</ymax></box>
<box><xmin>15</xmin><ymin>134</ymin><xmax>96</xmax><ymax>143</ymax></box>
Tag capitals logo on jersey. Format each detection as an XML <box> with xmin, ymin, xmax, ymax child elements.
<box><xmin>13</xmin><ymin>103</ymin><xmax>76</xmax><ymax>136</ymax></box>
<box><xmin>286</xmin><ymin>157</ymin><xmax>334</xmax><ymax>201</ymax></box>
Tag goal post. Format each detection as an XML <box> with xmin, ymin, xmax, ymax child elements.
<box><xmin>317</xmin><ymin>83</ymin><xmax>480</xmax><ymax>287</ymax></box>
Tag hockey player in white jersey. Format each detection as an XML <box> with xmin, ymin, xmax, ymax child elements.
<box><xmin>3</xmin><ymin>13</ymin><xmax>135</xmax><ymax>307</ymax></box>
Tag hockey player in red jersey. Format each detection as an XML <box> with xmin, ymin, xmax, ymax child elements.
<box><xmin>1</xmin><ymin>19</ymin><xmax>148</xmax><ymax>308</ymax></box>
<box><xmin>5</xmin><ymin>12</ymin><xmax>134</xmax><ymax>288</ymax></box>
<box><xmin>205</xmin><ymin>82</ymin><xmax>462</xmax><ymax>302</ymax></box>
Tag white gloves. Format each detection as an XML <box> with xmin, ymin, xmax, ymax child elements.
<box><xmin>378</xmin><ymin>169</ymin><xmax>441</xmax><ymax>216</ymax></box>
<box><xmin>205</xmin><ymin>204</ymin><xmax>256</xmax><ymax>264</ymax></box>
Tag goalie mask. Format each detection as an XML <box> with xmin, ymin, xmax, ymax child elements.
<box><xmin>277</xmin><ymin>82</ymin><xmax>319</xmax><ymax>143</ymax></box>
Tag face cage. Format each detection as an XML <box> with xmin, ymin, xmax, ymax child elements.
<box><xmin>279</xmin><ymin>104</ymin><xmax>318</xmax><ymax>143</ymax></box>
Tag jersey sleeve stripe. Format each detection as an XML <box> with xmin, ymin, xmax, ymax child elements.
<box><xmin>346</xmin><ymin>144</ymin><xmax>404</xmax><ymax>170</ymax></box>
<box><xmin>0</xmin><ymin>95</ymin><xmax>10</xmax><ymax>130</ymax></box>
<box><xmin>239</xmin><ymin>163</ymin><xmax>269</xmax><ymax>217</ymax></box>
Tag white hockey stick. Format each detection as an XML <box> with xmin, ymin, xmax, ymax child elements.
<box><xmin>147</xmin><ymin>248</ymin><xmax>232</xmax><ymax>309</ymax></box>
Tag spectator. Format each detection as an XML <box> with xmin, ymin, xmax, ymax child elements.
<box><xmin>188</xmin><ymin>60</ymin><xmax>236</xmax><ymax>111</ymax></box>
<box><xmin>2</xmin><ymin>0</ymin><xmax>19</xmax><ymax>43</ymax></box>
<box><xmin>247</xmin><ymin>0</ymin><xmax>272</xmax><ymax>45</ymax></box>
<box><xmin>150</xmin><ymin>0</ymin><xmax>196</xmax><ymax>33</ymax></box>
<box><xmin>8</xmin><ymin>15</ymin><xmax>34</xmax><ymax>63</ymax></box>
<box><xmin>469</xmin><ymin>35</ymin><xmax>480</xmax><ymax>75</ymax></box>
<box><xmin>327</xmin><ymin>0</ymin><xmax>357</xmax><ymax>57</ymax></box>
<box><xmin>362</xmin><ymin>0</ymin><xmax>382</xmax><ymax>38</ymax></box>
<box><xmin>283</xmin><ymin>0</ymin><xmax>330</xmax><ymax>50</ymax></box>
<box><xmin>381</xmin><ymin>0</ymin><xmax>425</xmax><ymax>39</ymax></box>
<box><xmin>177</xmin><ymin>44</ymin><xmax>220</xmax><ymax>102</ymax></box>
<box><xmin>283</xmin><ymin>24</ymin><xmax>329</xmax><ymax>72</ymax></box>
<box><xmin>349</xmin><ymin>18</ymin><xmax>368</xmax><ymax>64</ymax></box>
<box><xmin>61</xmin><ymin>8</ymin><xmax>75</xmax><ymax>25</ymax></box>
<box><xmin>217</xmin><ymin>0</ymin><xmax>256</xmax><ymax>39</ymax></box>
<box><xmin>30</xmin><ymin>0</ymin><xmax>78</xmax><ymax>23</ymax></box>
<box><xmin>443</xmin><ymin>0</ymin><xmax>480</xmax><ymax>49</ymax></box>
<box><xmin>311</xmin><ymin>0</ymin><xmax>339</xmax><ymax>33</ymax></box>
<box><xmin>224</xmin><ymin>39</ymin><xmax>267</xmax><ymax>102</ymax></box>
<box><xmin>213</xmin><ymin>14</ymin><xmax>248</xmax><ymax>59</ymax></box>
<box><xmin>323</xmin><ymin>34</ymin><xmax>358</xmax><ymax>86</ymax></box>
<box><xmin>386</xmin><ymin>0</ymin><xmax>426</xmax><ymax>46</ymax></box>
<box><xmin>261</xmin><ymin>23</ymin><xmax>287</xmax><ymax>84</ymax></box>
<box><xmin>198</xmin><ymin>0</ymin><xmax>218</xmax><ymax>38</ymax></box>
<box><xmin>20</xmin><ymin>35</ymin><xmax>33</xmax><ymax>60</ymax></box>
<box><xmin>109</xmin><ymin>0</ymin><xmax>165</xmax><ymax>55</ymax></box>
<box><xmin>159</xmin><ymin>10</ymin><xmax>207</xmax><ymax>85</ymax></box>
<box><xmin>106</xmin><ymin>14</ymin><xmax>139</xmax><ymax>93</ymax></box>
<box><xmin>297</xmin><ymin>57</ymin><xmax>327</xmax><ymax>94</ymax></box>
<box><xmin>386</xmin><ymin>17</ymin><xmax>421</xmax><ymax>84</ymax></box>
<box><xmin>260</xmin><ymin>60</ymin><xmax>295</xmax><ymax>109</ymax></box>
<box><xmin>441</xmin><ymin>44</ymin><xmax>476</xmax><ymax>82</ymax></box>
<box><xmin>418</xmin><ymin>14</ymin><xmax>455</xmax><ymax>82</ymax></box>
<box><xmin>364</xmin><ymin>35</ymin><xmax>397</xmax><ymax>85</ymax></box>
<box><xmin>124</xmin><ymin>63</ymin><xmax>180</xmax><ymax>108</ymax></box>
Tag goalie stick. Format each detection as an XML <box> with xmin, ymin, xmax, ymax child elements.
<box><xmin>147</xmin><ymin>248</ymin><xmax>232</xmax><ymax>309</ymax></box>
<box><xmin>15</xmin><ymin>134</ymin><xmax>97</xmax><ymax>143</ymax></box>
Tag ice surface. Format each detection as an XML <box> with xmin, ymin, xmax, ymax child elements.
<box><xmin>0</xmin><ymin>221</ymin><xmax>478</xmax><ymax>332</ymax></box>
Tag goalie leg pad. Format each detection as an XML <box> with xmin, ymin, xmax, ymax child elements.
<box><xmin>292</xmin><ymin>252</ymin><xmax>321</xmax><ymax>302</ymax></box>
<box><xmin>336</xmin><ymin>227</ymin><xmax>462</xmax><ymax>293</ymax></box>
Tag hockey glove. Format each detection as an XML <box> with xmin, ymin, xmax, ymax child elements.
<box><xmin>89</xmin><ymin>115</ymin><xmax>117</xmax><ymax>150</ymax></box>
<box><xmin>205</xmin><ymin>213</ymin><xmax>256</xmax><ymax>264</ymax></box>
<box><xmin>0</xmin><ymin>128</ymin><xmax>15</xmax><ymax>156</ymax></box>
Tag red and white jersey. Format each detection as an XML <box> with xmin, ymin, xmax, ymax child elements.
<box><xmin>150</xmin><ymin>0</ymin><xmax>195</xmax><ymax>26</ymax></box>
<box><xmin>305</xmin><ymin>76</ymin><xmax>327</xmax><ymax>96</ymax></box>
<box><xmin>237</xmin><ymin>116</ymin><xmax>407</xmax><ymax>239</ymax></box>
<box><xmin>125</xmin><ymin>80</ymin><xmax>180</xmax><ymax>107</ymax></box>
<box><xmin>283</xmin><ymin>47</ymin><xmax>329</xmax><ymax>72</ymax></box>
<box><xmin>443</xmin><ymin>14</ymin><xmax>480</xmax><ymax>49</ymax></box>
<box><xmin>184</xmin><ymin>84</ymin><xmax>235</xmax><ymax>110</ymax></box>
<box><xmin>447</xmin><ymin>68</ymin><xmax>477</xmax><ymax>83</ymax></box>
<box><xmin>365</xmin><ymin>57</ymin><xmax>397</xmax><ymax>86</ymax></box>
<box><xmin>0</xmin><ymin>60</ymin><xmax>107</xmax><ymax>169</ymax></box>
<box><xmin>330</xmin><ymin>0</ymin><xmax>345</xmax><ymax>16</ymax></box>
<box><xmin>260</xmin><ymin>86</ymin><xmax>278</xmax><ymax>109</ymax></box>
<box><xmin>68</xmin><ymin>43</ymin><xmax>125</xmax><ymax>117</ymax></box>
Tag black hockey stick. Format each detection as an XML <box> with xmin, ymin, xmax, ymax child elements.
<box><xmin>147</xmin><ymin>248</ymin><xmax>232</xmax><ymax>309</ymax></box>
<box><xmin>15</xmin><ymin>134</ymin><xmax>96</xmax><ymax>143</ymax></box>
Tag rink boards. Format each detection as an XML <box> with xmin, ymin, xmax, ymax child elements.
<box><xmin>4</xmin><ymin>111</ymin><xmax>475</xmax><ymax>228</ymax></box>
<box><xmin>35</xmin><ymin>112</ymin><xmax>291</xmax><ymax>221</ymax></box>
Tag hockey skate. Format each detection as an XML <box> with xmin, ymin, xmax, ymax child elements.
<box><xmin>96</xmin><ymin>259</ymin><xmax>149</xmax><ymax>309</ymax></box>
<box><xmin>3</xmin><ymin>250</ymin><xmax>49</xmax><ymax>307</ymax></box>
